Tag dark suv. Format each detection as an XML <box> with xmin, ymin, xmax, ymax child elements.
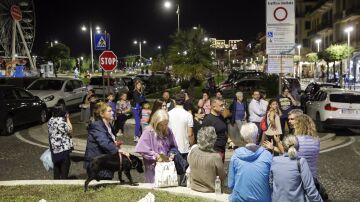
<box><xmin>0</xmin><ymin>85</ymin><xmax>48</xmax><ymax>135</ymax></box>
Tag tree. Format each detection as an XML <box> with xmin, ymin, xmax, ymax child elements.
<box><xmin>306</xmin><ymin>52</ymin><xmax>318</xmax><ymax>78</ymax></box>
<box><xmin>149</xmin><ymin>55</ymin><xmax>167</xmax><ymax>73</ymax></box>
<box><xmin>325</xmin><ymin>44</ymin><xmax>355</xmax><ymax>85</ymax></box>
<box><xmin>44</xmin><ymin>43</ymin><xmax>70</xmax><ymax>77</ymax></box>
<box><xmin>167</xmin><ymin>27</ymin><xmax>214</xmax><ymax>81</ymax></box>
<box><xmin>61</xmin><ymin>58</ymin><xmax>76</xmax><ymax>72</ymax></box>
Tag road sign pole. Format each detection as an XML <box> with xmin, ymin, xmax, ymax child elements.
<box><xmin>102</xmin><ymin>69</ymin><xmax>105</xmax><ymax>100</ymax></box>
<box><xmin>279</xmin><ymin>54</ymin><xmax>283</xmax><ymax>95</ymax></box>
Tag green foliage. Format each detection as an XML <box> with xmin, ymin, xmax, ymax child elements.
<box><xmin>44</xmin><ymin>43</ymin><xmax>71</xmax><ymax>63</ymax></box>
<box><xmin>260</xmin><ymin>74</ymin><xmax>279</xmax><ymax>98</ymax></box>
<box><xmin>306</xmin><ymin>52</ymin><xmax>318</xmax><ymax>63</ymax></box>
<box><xmin>167</xmin><ymin>28</ymin><xmax>214</xmax><ymax>80</ymax></box>
<box><xmin>325</xmin><ymin>43</ymin><xmax>355</xmax><ymax>61</ymax></box>
<box><xmin>149</xmin><ymin>56</ymin><xmax>167</xmax><ymax>72</ymax></box>
<box><xmin>294</xmin><ymin>55</ymin><xmax>300</xmax><ymax>63</ymax></box>
<box><xmin>0</xmin><ymin>185</ymin><xmax>209</xmax><ymax>202</ymax></box>
<box><xmin>61</xmin><ymin>58</ymin><xmax>76</xmax><ymax>71</ymax></box>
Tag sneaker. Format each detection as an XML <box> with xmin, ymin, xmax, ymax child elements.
<box><xmin>134</xmin><ymin>136</ymin><xmax>139</xmax><ymax>142</ymax></box>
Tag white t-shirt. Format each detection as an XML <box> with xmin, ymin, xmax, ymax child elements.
<box><xmin>168</xmin><ymin>106</ymin><xmax>194</xmax><ymax>154</ymax></box>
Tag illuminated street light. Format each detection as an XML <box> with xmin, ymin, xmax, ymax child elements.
<box><xmin>134</xmin><ymin>39</ymin><xmax>147</xmax><ymax>65</ymax></box>
<box><xmin>164</xmin><ymin>1</ymin><xmax>180</xmax><ymax>32</ymax></box>
<box><xmin>315</xmin><ymin>39</ymin><xmax>321</xmax><ymax>52</ymax></box>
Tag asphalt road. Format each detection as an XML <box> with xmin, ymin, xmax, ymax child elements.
<box><xmin>0</xmin><ymin>125</ymin><xmax>359</xmax><ymax>201</ymax></box>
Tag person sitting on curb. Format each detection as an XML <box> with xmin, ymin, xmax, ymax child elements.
<box><xmin>188</xmin><ymin>126</ymin><xmax>226</xmax><ymax>193</ymax></box>
<box><xmin>270</xmin><ymin>135</ymin><xmax>323</xmax><ymax>202</ymax></box>
<box><xmin>228</xmin><ymin>123</ymin><xmax>272</xmax><ymax>202</ymax></box>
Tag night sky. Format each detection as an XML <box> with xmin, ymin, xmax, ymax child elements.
<box><xmin>33</xmin><ymin>0</ymin><xmax>265</xmax><ymax>58</ymax></box>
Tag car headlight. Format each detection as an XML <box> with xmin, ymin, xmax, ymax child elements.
<box><xmin>43</xmin><ymin>95</ymin><xmax>55</xmax><ymax>102</ymax></box>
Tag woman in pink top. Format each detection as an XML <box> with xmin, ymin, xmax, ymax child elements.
<box><xmin>198</xmin><ymin>91</ymin><xmax>211</xmax><ymax>114</ymax></box>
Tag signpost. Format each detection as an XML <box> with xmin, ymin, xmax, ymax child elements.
<box><xmin>94</xmin><ymin>33</ymin><xmax>107</xmax><ymax>51</ymax></box>
<box><xmin>266</xmin><ymin>0</ymin><xmax>295</xmax><ymax>93</ymax></box>
<box><xmin>99</xmin><ymin>50</ymin><xmax>118</xmax><ymax>99</ymax></box>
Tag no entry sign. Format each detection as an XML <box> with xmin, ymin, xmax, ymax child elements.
<box><xmin>99</xmin><ymin>51</ymin><xmax>118</xmax><ymax>71</ymax></box>
<box><xmin>10</xmin><ymin>5</ymin><xmax>22</xmax><ymax>21</ymax></box>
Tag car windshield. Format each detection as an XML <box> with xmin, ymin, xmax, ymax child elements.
<box><xmin>330</xmin><ymin>93</ymin><xmax>360</xmax><ymax>104</ymax></box>
<box><xmin>28</xmin><ymin>80</ymin><xmax>64</xmax><ymax>90</ymax></box>
<box><xmin>90</xmin><ymin>77</ymin><xmax>115</xmax><ymax>85</ymax></box>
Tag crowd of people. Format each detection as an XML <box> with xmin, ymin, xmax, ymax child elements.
<box><xmin>47</xmin><ymin>79</ymin><xmax>328</xmax><ymax>202</ymax></box>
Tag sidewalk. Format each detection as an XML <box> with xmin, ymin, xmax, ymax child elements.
<box><xmin>0</xmin><ymin>180</ymin><xmax>229</xmax><ymax>202</ymax></box>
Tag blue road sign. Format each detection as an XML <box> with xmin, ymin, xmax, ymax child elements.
<box><xmin>94</xmin><ymin>33</ymin><xmax>107</xmax><ymax>50</ymax></box>
<box><xmin>267</xmin><ymin>31</ymin><xmax>273</xmax><ymax>38</ymax></box>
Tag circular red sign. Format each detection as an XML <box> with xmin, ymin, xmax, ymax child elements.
<box><xmin>11</xmin><ymin>5</ymin><xmax>22</xmax><ymax>21</ymax></box>
<box><xmin>99</xmin><ymin>51</ymin><xmax>118</xmax><ymax>71</ymax></box>
<box><xmin>273</xmin><ymin>7</ymin><xmax>287</xmax><ymax>22</ymax></box>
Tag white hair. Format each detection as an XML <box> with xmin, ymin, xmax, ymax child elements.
<box><xmin>240</xmin><ymin>123</ymin><xmax>258</xmax><ymax>144</ymax></box>
<box><xmin>235</xmin><ymin>91</ymin><xmax>243</xmax><ymax>97</ymax></box>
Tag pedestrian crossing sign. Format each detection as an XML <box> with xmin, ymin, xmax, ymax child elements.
<box><xmin>94</xmin><ymin>33</ymin><xmax>107</xmax><ymax>50</ymax></box>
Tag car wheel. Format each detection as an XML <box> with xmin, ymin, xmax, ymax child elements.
<box><xmin>316</xmin><ymin>113</ymin><xmax>325</xmax><ymax>133</ymax></box>
<box><xmin>4</xmin><ymin>116</ymin><xmax>14</xmax><ymax>135</ymax></box>
<box><xmin>39</xmin><ymin>108</ymin><xmax>48</xmax><ymax>124</ymax></box>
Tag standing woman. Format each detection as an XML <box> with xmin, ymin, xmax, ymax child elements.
<box><xmin>262</xmin><ymin>99</ymin><xmax>284</xmax><ymax>155</ymax></box>
<box><xmin>132</xmin><ymin>80</ymin><xmax>146</xmax><ymax>142</ymax></box>
<box><xmin>80</xmin><ymin>89</ymin><xmax>95</xmax><ymax>123</ymax></box>
<box><xmin>48</xmin><ymin>104</ymin><xmax>73</xmax><ymax>179</ymax></box>
<box><xmin>84</xmin><ymin>102</ymin><xmax>119</xmax><ymax>180</ymax></box>
<box><xmin>198</xmin><ymin>91</ymin><xmax>211</xmax><ymax>115</ymax></box>
<box><xmin>135</xmin><ymin>109</ymin><xmax>178</xmax><ymax>183</ymax></box>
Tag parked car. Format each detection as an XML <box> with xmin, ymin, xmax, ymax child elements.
<box><xmin>0</xmin><ymin>85</ymin><xmax>48</xmax><ymax>135</ymax></box>
<box><xmin>220</xmin><ymin>78</ymin><xmax>264</xmax><ymax>98</ymax></box>
<box><xmin>301</xmin><ymin>82</ymin><xmax>341</xmax><ymax>111</ymax></box>
<box><xmin>219</xmin><ymin>70</ymin><xmax>264</xmax><ymax>90</ymax></box>
<box><xmin>88</xmin><ymin>76</ymin><xmax>129</xmax><ymax>98</ymax></box>
<box><xmin>27</xmin><ymin>78</ymin><xmax>87</xmax><ymax>109</ymax></box>
<box><xmin>305</xmin><ymin>88</ymin><xmax>360</xmax><ymax>132</ymax></box>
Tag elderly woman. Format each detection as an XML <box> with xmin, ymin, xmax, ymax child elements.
<box><xmin>188</xmin><ymin>126</ymin><xmax>226</xmax><ymax>193</ymax></box>
<box><xmin>48</xmin><ymin>104</ymin><xmax>73</xmax><ymax>179</ymax></box>
<box><xmin>270</xmin><ymin>135</ymin><xmax>322</xmax><ymax>202</ymax></box>
<box><xmin>228</xmin><ymin>123</ymin><xmax>272</xmax><ymax>202</ymax></box>
<box><xmin>84</xmin><ymin>102</ymin><xmax>120</xmax><ymax>180</ymax></box>
<box><xmin>135</xmin><ymin>109</ymin><xmax>178</xmax><ymax>183</ymax></box>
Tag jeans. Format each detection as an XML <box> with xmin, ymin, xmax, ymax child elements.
<box><xmin>132</xmin><ymin>107</ymin><xmax>142</xmax><ymax>137</ymax></box>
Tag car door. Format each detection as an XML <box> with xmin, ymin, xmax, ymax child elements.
<box><xmin>71</xmin><ymin>80</ymin><xmax>86</xmax><ymax>105</ymax></box>
<box><xmin>14</xmin><ymin>88</ymin><xmax>38</xmax><ymax>123</ymax></box>
<box><xmin>63</xmin><ymin>80</ymin><xmax>76</xmax><ymax>106</ymax></box>
<box><xmin>3</xmin><ymin>88</ymin><xmax>24</xmax><ymax>125</ymax></box>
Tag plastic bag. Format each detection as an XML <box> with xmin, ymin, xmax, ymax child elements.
<box><xmin>154</xmin><ymin>161</ymin><xmax>178</xmax><ymax>188</ymax></box>
<box><xmin>40</xmin><ymin>149</ymin><xmax>53</xmax><ymax>171</ymax></box>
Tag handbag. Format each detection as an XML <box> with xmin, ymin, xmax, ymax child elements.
<box><xmin>154</xmin><ymin>161</ymin><xmax>178</xmax><ymax>188</ymax></box>
<box><xmin>40</xmin><ymin>148</ymin><xmax>53</xmax><ymax>171</ymax></box>
<box><xmin>260</xmin><ymin>116</ymin><xmax>268</xmax><ymax>131</ymax></box>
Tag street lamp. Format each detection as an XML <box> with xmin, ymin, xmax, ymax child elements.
<box><xmin>134</xmin><ymin>40</ymin><xmax>147</xmax><ymax>65</ymax></box>
<box><xmin>297</xmin><ymin>45</ymin><xmax>302</xmax><ymax>78</ymax></box>
<box><xmin>81</xmin><ymin>23</ymin><xmax>101</xmax><ymax>73</ymax></box>
<box><xmin>157</xmin><ymin>45</ymin><xmax>161</xmax><ymax>50</ymax></box>
<box><xmin>164</xmin><ymin>1</ymin><xmax>180</xmax><ymax>32</ymax></box>
<box><xmin>345</xmin><ymin>26</ymin><xmax>354</xmax><ymax>85</ymax></box>
<box><xmin>315</xmin><ymin>39</ymin><xmax>321</xmax><ymax>52</ymax></box>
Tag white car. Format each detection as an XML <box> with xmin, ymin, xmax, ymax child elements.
<box><xmin>27</xmin><ymin>78</ymin><xmax>87</xmax><ymax>109</ymax></box>
<box><xmin>305</xmin><ymin>88</ymin><xmax>360</xmax><ymax>132</ymax></box>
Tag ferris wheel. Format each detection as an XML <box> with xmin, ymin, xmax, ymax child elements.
<box><xmin>0</xmin><ymin>0</ymin><xmax>36</xmax><ymax>69</ymax></box>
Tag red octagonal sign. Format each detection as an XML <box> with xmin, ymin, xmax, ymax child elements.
<box><xmin>99</xmin><ymin>50</ymin><xmax>118</xmax><ymax>71</ymax></box>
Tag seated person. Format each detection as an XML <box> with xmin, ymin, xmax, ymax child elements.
<box><xmin>188</xmin><ymin>126</ymin><xmax>226</xmax><ymax>192</ymax></box>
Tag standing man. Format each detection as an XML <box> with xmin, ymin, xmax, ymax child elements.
<box><xmin>248</xmin><ymin>90</ymin><xmax>267</xmax><ymax>144</ymax></box>
<box><xmin>160</xmin><ymin>90</ymin><xmax>176</xmax><ymax>111</ymax></box>
<box><xmin>202</xmin><ymin>97</ymin><xmax>230</xmax><ymax>162</ymax></box>
<box><xmin>277</xmin><ymin>86</ymin><xmax>296</xmax><ymax>139</ymax></box>
<box><xmin>168</xmin><ymin>92</ymin><xmax>194</xmax><ymax>160</ymax></box>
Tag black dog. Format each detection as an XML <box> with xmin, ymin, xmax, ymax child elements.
<box><xmin>84</xmin><ymin>153</ymin><xmax>144</xmax><ymax>192</ymax></box>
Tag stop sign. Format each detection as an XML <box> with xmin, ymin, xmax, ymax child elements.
<box><xmin>99</xmin><ymin>51</ymin><xmax>118</xmax><ymax>71</ymax></box>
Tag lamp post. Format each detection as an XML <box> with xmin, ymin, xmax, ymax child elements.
<box><xmin>345</xmin><ymin>26</ymin><xmax>354</xmax><ymax>85</ymax></box>
<box><xmin>297</xmin><ymin>45</ymin><xmax>301</xmax><ymax>78</ymax></box>
<box><xmin>164</xmin><ymin>1</ymin><xmax>180</xmax><ymax>32</ymax></box>
<box><xmin>134</xmin><ymin>40</ymin><xmax>147</xmax><ymax>66</ymax></box>
<box><xmin>81</xmin><ymin>23</ymin><xmax>100</xmax><ymax>73</ymax></box>
<box><xmin>314</xmin><ymin>39</ymin><xmax>321</xmax><ymax>80</ymax></box>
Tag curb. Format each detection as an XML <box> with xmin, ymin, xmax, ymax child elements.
<box><xmin>0</xmin><ymin>180</ymin><xmax>229</xmax><ymax>202</ymax></box>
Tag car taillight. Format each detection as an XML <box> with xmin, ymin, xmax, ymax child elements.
<box><xmin>324</xmin><ymin>103</ymin><xmax>338</xmax><ymax>111</ymax></box>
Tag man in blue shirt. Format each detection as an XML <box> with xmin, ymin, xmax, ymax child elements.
<box><xmin>276</xmin><ymin>87</ymin><xmax>296</xmax><ymax>140</ymax></box>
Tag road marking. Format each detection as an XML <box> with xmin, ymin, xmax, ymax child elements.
<box><xmin>15</xmin><ymin>132</ymin><xmax>84</xmax><ymax>154</ymax></box>
<box><xmin>320</xmin><ymin>137</ymin><xmax>356</xmax><ymax>153</ymax></box>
